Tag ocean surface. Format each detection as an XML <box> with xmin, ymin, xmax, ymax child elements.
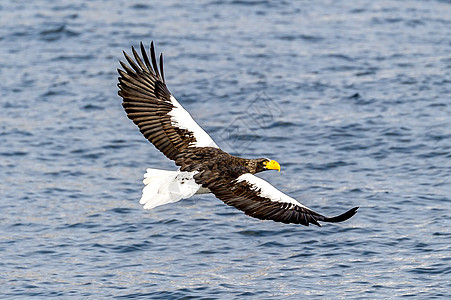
<box><xmin>1</xmin><ymin>0</ymin><xmax>450</xmax><ymax>298</ymax></box>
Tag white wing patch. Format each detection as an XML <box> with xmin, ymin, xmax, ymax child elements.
<box><xmin>168</xmin><ymin>95</ymin><xmax>218</xmax><ymax>148</ymax></box>
<box><xmin>236</xmin><ymin>173</ymin><xmax>309</xmax><ymax>209</ymax></box>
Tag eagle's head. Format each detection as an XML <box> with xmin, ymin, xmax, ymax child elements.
<box><xmin>255</xmin><ymin>158</ymin><xmax>281</xmax><ymax>173</ymax></box>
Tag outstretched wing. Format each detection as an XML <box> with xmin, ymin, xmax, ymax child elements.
<box><xmin>117</xmin><ymin>42</ymin><xmax>218</xmax><ymax>161</ymax></box>
<box><xmin>194</xmin><ymin>171</ymin><xmax>358</xmax><ymax>226</ymax></box>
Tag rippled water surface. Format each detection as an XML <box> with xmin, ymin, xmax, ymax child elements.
<box><xmin>1</xmin><ymin>0</ymin><xmax>450</xmax><ymax>298</ymax></box>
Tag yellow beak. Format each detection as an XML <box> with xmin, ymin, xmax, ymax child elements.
<box><xmin>265</xmin><ymin>160</ymin><xmax>281</xmax><ymax>172</ymax></box>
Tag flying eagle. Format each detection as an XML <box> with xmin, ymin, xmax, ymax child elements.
<box><xmin>117</xmin><ymin>42</ymin><xmax>358</xmax><ymax>226</ymax></box>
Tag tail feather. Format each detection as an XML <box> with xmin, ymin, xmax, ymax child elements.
<box><xmin>139</xmin><ymin>168</ymin><xmax>201</xmax><ymax>209</ymax></box>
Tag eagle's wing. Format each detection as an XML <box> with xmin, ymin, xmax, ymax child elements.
<box><xmin>117</xmin><ymin>42</ymin><xmax>218</xmax><ymax>161</ymax></box>
<box><xmin>194</xmin><ymin>171</ymin><xmax>358</xmax><ymax>226</ymax></box>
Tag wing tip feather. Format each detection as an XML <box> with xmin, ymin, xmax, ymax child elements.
<box><xmin>324</xmin><ymin>206</ymin><xmax>359</xmax><ymax>223</ymax></box>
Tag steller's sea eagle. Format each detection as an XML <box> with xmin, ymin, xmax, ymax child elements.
<box><xmin>117</xmin><ymin>42</ymin><xmax>358</xmax><ymax>226</ymax></box>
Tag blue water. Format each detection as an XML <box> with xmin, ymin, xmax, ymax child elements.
<box><xmin>1</xmin><ymin>0</ymin><xmax>450</xmax><ymax>298</ymax></box>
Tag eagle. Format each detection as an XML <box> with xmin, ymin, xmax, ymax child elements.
<box><xmin>117</xmin><ymin>42</ymin><xmax>358</xmax><ymax>226</ymax></box>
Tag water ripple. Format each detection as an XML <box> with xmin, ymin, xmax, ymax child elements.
<box><xmin>1</xmin><ymin>0</ymin><xmax>450</xmax><ymax>299</ymax></box>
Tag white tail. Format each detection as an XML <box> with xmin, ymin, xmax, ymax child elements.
<box><xmin>139</xmin><ymin>168</ymin><xmax>205</xmax><ymax>209</ymax></box>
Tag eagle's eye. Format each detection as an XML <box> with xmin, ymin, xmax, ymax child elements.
<box><xmin>262</xmin><ymin>161</ymin><xmax>267</xmax><ymax>166</ymax></box>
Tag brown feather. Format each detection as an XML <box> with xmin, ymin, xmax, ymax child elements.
<box><xmin>118</xmin><ymin>42</ymin><xmax>205</xmax><ymax>160</ymax></box>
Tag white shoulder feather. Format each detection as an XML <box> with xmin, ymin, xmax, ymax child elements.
<box><xmin>235</xmin><ymin>173</ymin><xmax>309</xmax><ymax>209</ymax></box>
<box><xmin>168</xmin><ymin>95</ymin><xmax>218</xmax><ymax>148</ymax></box>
